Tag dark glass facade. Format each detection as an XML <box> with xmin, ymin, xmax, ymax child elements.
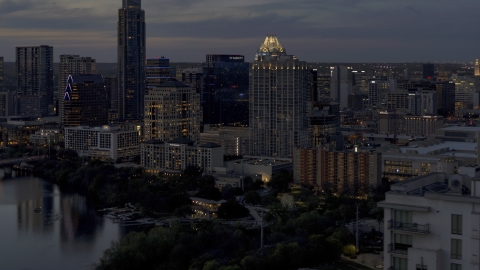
<box><xmin>16</xmin><ymin>45</ymin><xmax>54</xmax><ymax>117</ymax></box>
<box><xmin>146</xmin><ymin>58</ymin><xmax>170</xmax><ymax>89</ymax></box>
<box><xmin>436</xmin><ymin>81</ymin><xmax>455</xmax><ymax>117</ymax></box>
<box><xmin>423</xmin><ymin>63</ymin><xmax>434</xmax><ymax>79</ymax></box>
<box><xmin>63</xmin><ymin>74</ymin><xmax>108</xmax><ymax>127</ymax></box>
<box><xmin>117</xmin><ymin>0</ymin><xmax>146</xmax><ymax>120</ymax></box>
<box><xmin>0</xmin><ymin>57</ymin><xmax>3</xmax><ymax>92</ymax></box>
<box><xmin>203</xmin><ymin>54</ymin><xmax>249</xmax><ymax>126</ymax></box>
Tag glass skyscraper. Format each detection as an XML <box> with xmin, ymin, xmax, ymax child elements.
<box><xmin>16</xmin><ymin>45</ymin><xmax>54</xmax><ymax>117</ymax></box>
<box><xmin>203</xmin><ymin>54</ymin><xmax>249</xmax><ymax>126</ymax></box>
<box><xmin>117</xmin><ymin>0</ymin><xmax>146</xmax><ymax>120</ymax></box>
<box><xmin>58</xmin><ymin>55</ymin><xmax>96</xmax><ymax>124</ymax></box>
<box><xmin>62</xmin><ymin>74</ymin><xmax>108</xmax><ymax>127</ymax></box>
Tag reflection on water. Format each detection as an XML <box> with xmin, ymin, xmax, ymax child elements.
<box><xmin>0</xmin><ymin>174</ymin><xmax>124</xmax><ymax>270</ymax></box>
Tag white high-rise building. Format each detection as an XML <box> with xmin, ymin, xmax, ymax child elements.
<box><xmin>249</xmin><ymin>35</ymin><xmax>309</xmax><ymax>158</ymax></box>
<box><xmin>143</xmin><ymin>80</ymin><xmax>201</xmax><ymax>144</ymax></box>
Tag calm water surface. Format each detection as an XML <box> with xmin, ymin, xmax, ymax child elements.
<box><xmin>0</xmin><ymin>174</ymin><xmax>124</xmax><ymax>270</ymax></box>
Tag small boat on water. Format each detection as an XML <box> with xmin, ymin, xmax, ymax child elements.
<box><xmin>34</xmin><ymin>207</ymin><xmax>42</xmax><ymax>213</ymax></box>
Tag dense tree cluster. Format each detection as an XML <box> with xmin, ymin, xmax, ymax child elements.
<box><xmin>33</xmin><ymin>156</ymin><xmax>200</xmax><ymax>214</ymax></box>
<box><xmin>96</xmin><ymin>217</ymin><xmax>344</xmax><ymax>270</ymax></box>
<box><xmin>266</xmin><ymin>169</ymin><xmax>292</xmax><ymax>192</ymax></box>
<box><xmin>33</xmin><ymin>155</ymin><xmax>251</xmax><ymax>219</ymax></box>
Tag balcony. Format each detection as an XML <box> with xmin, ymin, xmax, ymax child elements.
<box><xmin>388</xmin><ymin>243</ymin><xmax>410</xmax><ymax>255</ymax></box>
<box><xmin>388</xmin><ymin>220</ymin><xmax>430</xmax><ymax>234</ymax></box>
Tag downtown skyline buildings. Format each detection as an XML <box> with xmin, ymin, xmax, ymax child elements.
<box><xmin>249</xmin><ymin>35</ymin><xmax>309</xmax><ymax>158</ymax></box>
<box><xmin>15</xmin><ymin>45</ymin><xmax>54</xmax><ymax>117</ymax></box>
<box><xmin>117</xmin><ymin>0</ymin><xmax>146</xmax><ymax>121</ymax></box>
<box><xmin>58</xmin><ymin>54</ymin><xmax>97</xmax><ymax>124</ymax></box>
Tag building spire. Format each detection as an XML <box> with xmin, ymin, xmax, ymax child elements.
<box><xmin>255</xmin><ymin>35</ymin><xmax>287</xmax><ymax>60</ymax></box>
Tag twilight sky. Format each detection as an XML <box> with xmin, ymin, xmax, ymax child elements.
<box><xmin>0</xmin><ymin>0</ymin><xmax>479</xmax><ymax>63</ymax></box>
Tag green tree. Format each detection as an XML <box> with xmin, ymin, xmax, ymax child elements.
<box><xmin>267</xmin><ymin>170</ymin><xmax>292</xmax><ymax>192</ymax></box>
<box><xmin>244</xmin><ymin>190</ymin><xmax>261</xmax><ymax>205</ymax></box>
<box><xmin>196</xmin><ymin>186</ymin><xmax>222</xmax><ymax>201</ymax></box>
<box><xmin>203</xmin><ymin>260</ymin><xmax>221</xmax><ymax>270</ymax></box>
<box><xmin>217</xmin><ymin>200</ymin><xmax>249</xmax><ymax>219</ymax></box>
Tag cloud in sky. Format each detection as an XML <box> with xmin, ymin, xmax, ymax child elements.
<box><xmin>0</xmin><ymin>0</ymin><xmax>479</xmax><ymax>62</ymax></box>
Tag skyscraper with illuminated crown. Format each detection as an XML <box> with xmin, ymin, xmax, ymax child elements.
<box><xmin>249</xmin><ymin>35</ymin><xmax>309</xmax><ymax>158</ymax></box>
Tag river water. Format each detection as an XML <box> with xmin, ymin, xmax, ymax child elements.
<box><xmin>0</xmin><ymin>174</ymin><xmax>124</xmax><ymax>270</ymax></box>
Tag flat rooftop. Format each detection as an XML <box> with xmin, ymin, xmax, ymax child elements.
<box><xmin>400</xmin><ymin>141</ymin><xmax>476</xmax><ymax>155</ymax></box>
<box><xmin>387</xmin><ymin>173</ymin><xmax>471</xmax><ymax>196</ymax></box>
<box><xmin>440</xmin><ymin>126</ymin><xmax>480</xmax><ymax>132</ymax></box>
<box><xmin>231</xmin><ymin>157</ymin><xmax>292</xmax><ymax>166</ymax></box>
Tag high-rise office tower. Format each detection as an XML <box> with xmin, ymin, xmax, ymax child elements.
<box><xmin>436</xmin><ymin>81</ymin><xmax>455</xmax><ymax>116</ymax></box>
<box><xmin>144</xmin><ymin>79</ymin><xmax>201</xmax><ymax>144</ymax></box>
<box><xmin>309</xmin><ymin>69</ymin><xmax>318</xmax><ymax>102</ymax></box>
<box><xmin>403</xmin><ymin>68</ymin><xmax>410</xmax><ymax>80</ymax></box>
<box><xmin>0</xmin><ymin>92</ymin><xmax>14</xmax><ymax>117</ymax></box>
<box><xmin>16</xmin><ymin>45</ymin><xmax>53</xmax><ymax>117</ymax></box>
<box><xmin>475</xmin><ymin>58</ymin><xmax>480</xmax><ymax>76</ymax></box>
<box><xmin>317</xmin><ymin>75</ymin><xmax>331</xmax><ymax>99</ymax></box>
<box><xmin>104</xmin><ymin>76</ymin><xmax>118</xmax><ymax>111</ymax></box>
<box><xmin>118</xmin><ymin>0</ymin><xmax>146</xmax><ymax>120</ymax></box>
<box><xmin>182</xmin><ymin>67</ymin><xmax>203</xmax><ymax>94</ymax></box>
<box><xmin>62</xmin><ymin>74</ymin><xmax>108</xmax><ymax>127</ymax></box>
<box><xmin>330</xmin><ymin>66</ymin><xmax>351</xmax><ymax>109</ymax></box>
<box><xmin>146</xmin><ymin>58</ymin><xmax>170</xmax><ymax>89</ymax></box>
<box><xmin>203</xmin><ymin>54</ymin><xmax>249</xmax><ymax>126</ymax></box>
<box><xmin>309</xmin><ymin>102</ymin><xmax>340</xmax><ymax>147</ymax></box>
<box><xmin>423</xmin><ymin>63</ymin><xmax>435</xmax><ymax>79</ymax></box>
<box><xmin>249</xmin><ymin>35</ymin><xmax>309</xmax><ymax>158</ymax></box>
<box><xmin>368</xmin><ymin>79</ymin><xmax>392</xmax><ymax>107</ymax></box>
<box><xmin>407</xmin><ymin>91</ymin><xmax>437</xmax><ymax>116</ymax></box>
<box><xmin>0</xmin><ymin>57</ymin><xmax>3</xmax><ymax>92</ymax></box>
<box><xmin>58</xmin><ymin>55</ymin><xmax>96</xmax><ymax>124</ymax></box>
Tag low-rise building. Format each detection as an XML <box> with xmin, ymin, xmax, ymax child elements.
<box><xmin>200</xmin><ymin>126</ymin><xmax>249</xmax><ymax>156</ymax></box>
<box><xmin>223</xmin><ymin>156</ymin><xmax>292</xmax><ymax>182</ymax></box>
<box><xmin>404</xmin><ymin>115</ymin><xmax>444</xmax><ymax>136</ymax></box>
<box><xmin>29</xmin><ymin>128</ymin><xmax>60</xmax><ymax>145</ymax></box>
<box><xmin>64</xmin><ymin>125</ymin><xmax>139</xmax><ymax>161</ymax></box>
<box><xmin>379</xmin><ymin>140</ymin><xmax>477</xmax><ymax>181</ymax></box>
<box><xmin>191</xmin><ymin>197</ymin><xmax>226</xmax><ymax>219</ymax></box>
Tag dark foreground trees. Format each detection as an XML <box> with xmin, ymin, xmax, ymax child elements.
<box><xmin>217</xmin><ymin>200</ymin><xmax>249</xmax><ymax>219</ymax></box>
<box><xmin>96</xmin><ymin>220</ymin><xmax>342</xmax><ymax>270</ymax></box>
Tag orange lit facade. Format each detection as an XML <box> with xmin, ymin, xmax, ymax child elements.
<box><xmin>294</xmin><ymin>147</ymin><xmax>381</xmax><ymax>195</ymax></box>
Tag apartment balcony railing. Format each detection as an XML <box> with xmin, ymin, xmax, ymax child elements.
<box><xmin>388</xmin><ymin>219</ymin><xmax>430</xmax><ymax>234</ymax></box>
<box><xmin>388</xmin><ymin>243</ymin><xmax>410</xmax><ymax>255</ymax></box>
